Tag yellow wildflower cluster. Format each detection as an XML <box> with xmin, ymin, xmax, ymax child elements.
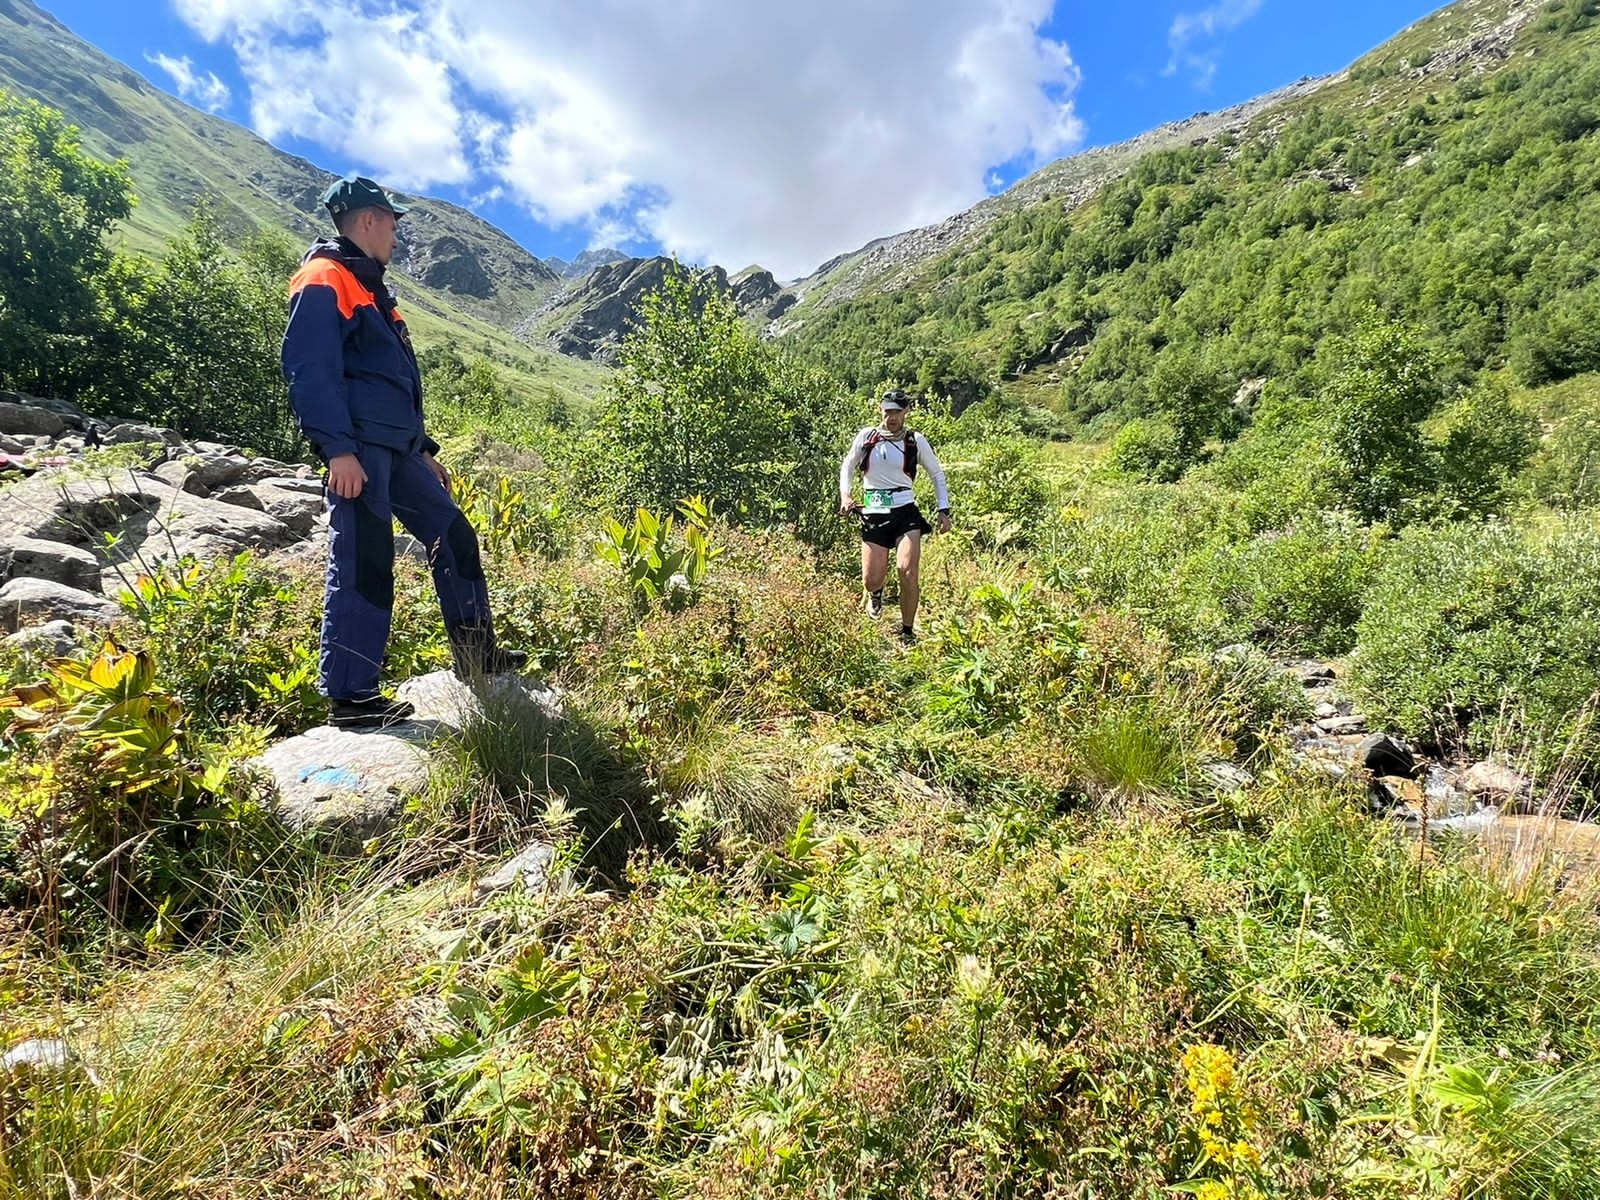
<box><xmin>1179</xmin><ymin>1043</ymin><xmax>1267</xmax><ymax>1199</ymax></box>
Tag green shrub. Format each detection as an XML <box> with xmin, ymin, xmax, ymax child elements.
<box><xmin>1425</xmin><ymin>379</ymin><xmax>1538</xmax><ymax>519</ymax></box>
<box><xmin>1348</xmin><ymin>518</ymin><xmax>1600</xmax><ymax>762</ymax></box>
<box><xmin>0</xmin><ymin>639</ymin><xmax>272</xmax><ymax>938</ymax></box>
<box><xmin>120</xmin><ymin>554</ymin><xmax>323</xmax><ymax>735</ymax></box>
<box><xmin>1523</xmin><ymin>373</ymin><xmax>1600</xmax><ymax>510</ymax></box>
<box><xmin>1107</xmin><ymin>416</ymin><xmax>1186</xmax><ymax>482</ymax></box>
<box><xmin>1189</xmin><ymin>513</ymin><xmax>1385</xmax><ymax>655</ymax></box>
<box><xmin>945</xmin><ymin>438</ymin><xmax>1057</xmax><ymax>550</ymax></box>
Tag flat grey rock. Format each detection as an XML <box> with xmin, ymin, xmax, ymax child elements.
<box><xmin>103</xmin><ymin>422</ymin><xmax>182</xmax><ymax>446</ymax></box>
<box><xmin>397</xmin><ymin>669</ymin><xmax>563</xmax><ymax>727</ymax></box>
<box><xmin>243</xmin><ymin>484</ymin><xmax>323</xmax><ymax>537</ymax></box>
<box><xmin>1315</xmin><ymin>714</ymin><xmax>1369</xmax><ymax>736</ymax></box>
<box><xmin>1</xmin><ymin>536</ymin><xmax>103</xmax><ymax>591</ymax></box>
<box><xmin>256</xmin><ymin>475</ymin><xmax>323</xmax><ymax>495</ymax></box>
<box><xmin>3</xmin><ymin>618</ymin><xmax>77</xmax><ymax>657</ymax></box>
<box><xmin>474</xmin><ymin>840</ymin><xmax>556</xmax><ymax>899</ymax></box>
<box><xmin>1201</xmin><ymin>760</ymin><xmax>1256</xmax><ymax>795</ymax></box>
<box><xmin>0</xmin><ymin>578</ymin><xmax>120</xmax><ymax>633</ymax></box>
<box><xmin>255</xmin><ymin>723</ymin><xmax>443</xmax><ymax>842</ymax></box>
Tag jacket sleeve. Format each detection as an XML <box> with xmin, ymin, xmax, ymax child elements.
<box><xmin>839</xmin><ymin>428</ymin><xmax>869</xmax><ymax>505</ymax></box>
<box><xmin>916</xmin><ymin>434</ymin><xmax>950</xmax><ymax>510</ymax></box>
<box><xmin>281</xmin><ymin>279</ymin><xmax>360</xmax><ymax>463</ymax></box>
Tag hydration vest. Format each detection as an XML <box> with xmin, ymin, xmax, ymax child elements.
<box><xmin>857</xmin><ymin>429</ymin><xmax>918</xmax><ymax>480</ymax></box>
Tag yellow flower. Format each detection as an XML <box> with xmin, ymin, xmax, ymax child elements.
<box><xmin>1231</xmin><ymin>1140</ymin><xmax>1263</xmax><ymax>1170</ymax></box>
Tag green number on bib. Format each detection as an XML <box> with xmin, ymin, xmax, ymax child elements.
<box><xmin>864</xmin><ymin>488</ymin><xmax>896</xmax><ymax>514</ymax></box>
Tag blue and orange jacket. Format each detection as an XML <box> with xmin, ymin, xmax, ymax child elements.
<box><xmin>281</xmin><ymin>237</ymin><xmax>438</xmax><ymax>462</ymax></box>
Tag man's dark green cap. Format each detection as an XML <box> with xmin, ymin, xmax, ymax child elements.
<box><xmin>321</xmin><ymin>175</ymin><xmax>409</xmax><ymax>219</ymax></box>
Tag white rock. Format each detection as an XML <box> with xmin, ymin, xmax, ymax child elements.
<box><xmin>253</xmin><ymin>724</ymin><xmax>437</xmax><ymax>843</ymax></box>
<box><xmin>474</xmin><ymin>840</ymin><xmax>556</xmax><ymax>899</ymax></box>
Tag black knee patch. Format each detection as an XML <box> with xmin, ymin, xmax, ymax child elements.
<box><xmin>354</xmin><ymin>501</ymin><xmax>395</xmax><ymax>610</ymax></box>
<box><xmin>446</xmin><ymin>514</ymin><xmax>485</xmax><ymax>582</ymax></box>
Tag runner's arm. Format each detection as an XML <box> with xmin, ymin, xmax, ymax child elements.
<box><xmin>839</xmin><ymin>429</ymin><xmax>870</xmax><ymax>507</ymax></box>
<box><xmin>916</xmin><ymin>434</ymin><xmax>950</xmax><ymax>511</ymax></box>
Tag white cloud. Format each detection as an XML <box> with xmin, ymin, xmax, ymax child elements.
<box><xmin>1165</xmin><ymin>0</ymin><xmax>1265</xmax><ymax>90</ymax></box>
<box><xmin>172</xmin><ymin>0</ymin><xmax>1084</xmax><ymax>277</ymax></box>
<box><xmin>146</xmin><ymin>52</ymin><xmax>231</xmax><ymax>112</ymax></box>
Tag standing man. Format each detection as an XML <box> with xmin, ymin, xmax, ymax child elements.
<box><xmin>282</xmin><ymin>175</ymin><xmax>524</xmax><ymax>728</ymax></box>
<box><xmin>838</xmin><ymin>388</ymin><xmax>952</xmax><ymax>643</ymax></box>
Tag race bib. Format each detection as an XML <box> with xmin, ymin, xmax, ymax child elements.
<box><xmin>864</xmin><ymin>488</ymin><xmax>897</xmax><ymax>515</ymax></box>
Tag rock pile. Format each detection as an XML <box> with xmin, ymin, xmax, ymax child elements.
<box><xmin>0</xmin><ymin>390</ymin><xmax>325</xmax><ymax>636</ymax></box>
<box><xmin>1282</xmin><ymin>657</ymin><xmax>1538</xmax><ymax>837</ymax></box>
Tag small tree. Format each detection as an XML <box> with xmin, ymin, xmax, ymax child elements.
<box><xmin>594</xmin><ymin>264</ymin><xmax>846</xmax><ymax>537</ymax></box>
<box><xmin>86</xmin><ymin>209</ymin><xmax>299</xmax><ymax>455</ymax></box>
<box><xmin>1319</xmin><ymin>311</ymin><xmax>1446</xmax><ymax>522</ymax></box>
<box><xmin>0</xmin><ymin>90</ymin><xmax>132</xmax><ymax>396</ymax></box>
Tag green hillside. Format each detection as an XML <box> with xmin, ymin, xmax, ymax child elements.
<box><xmin>786</xmin><ymin>0</ymin><xmax>1600</xmax><ymax>427</ymax></box>
<box><xmin>0</xmin><ymin>0</ymin><xmax>606</xmax><ymax>409</ymax></box>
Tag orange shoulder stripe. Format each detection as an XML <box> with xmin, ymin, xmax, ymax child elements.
<box><xmin>288</xmin><ymin>258</ymin><xmax>375</xmax><ymax>320</ymax></box>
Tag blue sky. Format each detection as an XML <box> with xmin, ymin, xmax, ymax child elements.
<box><xmin>43</xmin><ymin>0</ymin><xmax>1441</xmax><ymax>278</ymax></box>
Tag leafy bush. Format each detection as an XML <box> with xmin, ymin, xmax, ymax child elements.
<box><xmin>121</xmin><ymin>554</ymin><xmax>323</xmax><ymax>735</ymax></box>
<box><xmin>945</xmin><ymin>438</ymin><xmax>1058</xmax><ymax>549</ymax></box>
<box><xmin>1108</xmin><ymin>416</ymin><xmax>1186</xmax><ymax>482</ymax></box>
<box><xmin>1318</xmin><ymin>312</ymin><xmax>1447</xmax><ymax>522</ymax></box>
<box><xmin>594</xmin><ymin>497</ymin><xmax>723</xmax><ymax>613</ymax></box>
<box><xmin>1425</xmin><ymin>379</ymin><xmax>1537</xmax><ymax>519</ymax></box>
<box><xmin>1189</xmin><ymin>513</ymin><xmax>1384</xmax><ymax>655</ymax></box>
<box><xmin>0</xmin><ymin>639</ymin><xmax>266</xmax><ymax>937</ymax></box>
<box><xmin>1349</xmin><ymin>519</ymin><xmax>1600</xmax><ymax>761</ymax></box>
<box><xmin>1523</xmin><ymin>373</ymin><xmax>1600</xmax><ymax>509</ymax></box>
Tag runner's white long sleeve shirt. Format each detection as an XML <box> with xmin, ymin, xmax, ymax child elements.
<box><xmin>839</xmin><ymin>429</ymin><xmax>949</xmax><ymax>511</ymax></box>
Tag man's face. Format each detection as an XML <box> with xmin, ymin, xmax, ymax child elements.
<box><xmin>881</xmin><ymin>406</ymin><xmax>906</xmax><ymax>433</ymax></box>
<box><xmin>357</xmin><ymin>208</ymin><xmax>399</xmax><ymax>265</ymax></box>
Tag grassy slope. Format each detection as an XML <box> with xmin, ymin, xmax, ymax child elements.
<box><xmin>4</xmin><ymin>502</ymin><xmax>1600</xmax><ymax>1197</ymax></box>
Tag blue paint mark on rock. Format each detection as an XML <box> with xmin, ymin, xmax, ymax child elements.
<box><xmin>298</xmin><ymin>764</ymin><xmax>365</xmax><ymax>791</ymax></box>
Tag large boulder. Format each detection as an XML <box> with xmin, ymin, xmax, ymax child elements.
<box><xmin>0</xmin><ymin>401</ymin><xmax>66</xmax><ymax>438</ymax></box>
<box><xmin>0</xmin><ymin>578</ymin><xmax>120</xmax><ymax>633</ymax></box>
<box><xmin>0</xmin><ymin>536</ymin><xmax>103</xmax><ymax>591</ymax></box>
<box><xmin>253</xmin><ymin>722</ymin><xmax>440</xmax><ymax>844</ymax></box>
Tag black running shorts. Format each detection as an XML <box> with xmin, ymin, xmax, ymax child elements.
<box><xmin>860</xmin><ymin>502</ymin><xmax>933</xmax><ymax>549</ymax></box>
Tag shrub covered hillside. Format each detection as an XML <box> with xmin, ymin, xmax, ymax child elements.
<box><xmin>6</xmin><ymin>1</ymin><xmax>1600</xmax><ymax>1197</ymax></box>
<box><xmin>787</xmin><ymin>0</ymin><xmax>1600</xmax><ymax>431</ymax></box>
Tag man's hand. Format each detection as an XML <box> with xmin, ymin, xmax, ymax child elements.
<box><xmin>839</xmin><ymin>500</ymin><xmax>854</xmax><ymax>517</ymax></box>
<box><xmin>423</xmin><ymin>452</ymin><xmax>450</xmax><ymax>490</ymax></box>
<box><xmin>937</xmin><ymin>511</ymin><xmax>953</xmax><ymax>534</ymax></box>
<box><xmin>327</xmin><ymin>453</ymin><xmax>367</xmax><ymax>499</ymax></box>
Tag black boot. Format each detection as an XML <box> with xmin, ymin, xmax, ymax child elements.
<box><xmin>448</xmin><ymin>623</ymin><xmax>528</xmax><ymax>679</ymax></box>
<box><xmin>329</xmin><ymin>694</ymin><xmax>416</xmax><ymax>729</ymax></box>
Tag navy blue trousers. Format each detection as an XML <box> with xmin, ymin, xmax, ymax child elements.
<box><xmin>321</xmin><ymin>445</ymin><xmax>490</xmax><ymax>700</ymax></box>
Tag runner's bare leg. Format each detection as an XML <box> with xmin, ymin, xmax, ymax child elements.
<box><xmin>897</xmin><ymin>530</ymin><xmax>922</xmax><ymax>629</ymax></box>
